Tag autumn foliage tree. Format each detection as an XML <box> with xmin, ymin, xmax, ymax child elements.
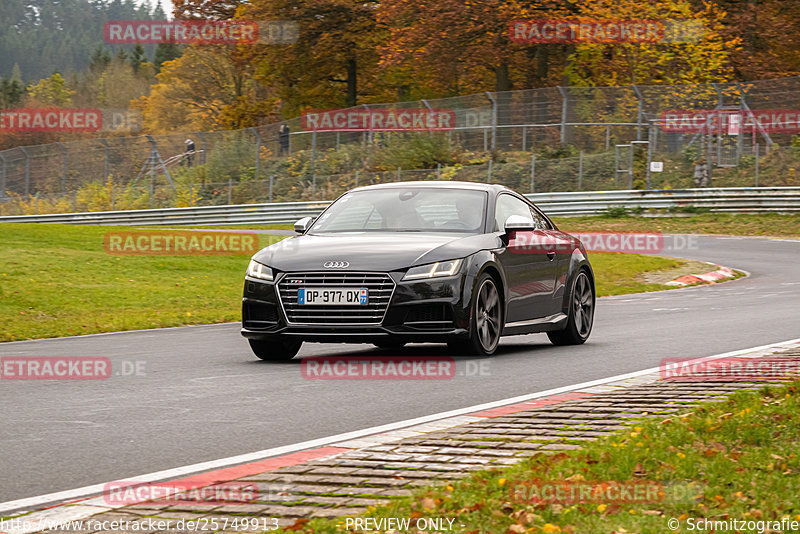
<box><xmin>708</xmin><ymin>0</ymin><xmax>800</xmax><ymax>80</ymax></box>
<box><xmin>138</xmin><ymin>46</ymin><xmax>276</xmax><ymax>132</ymax></box>
<box><xmin>377</xmin><ymin>0</ymin><xmax>572</xmax><ymax>96</ymax></box>
<box><xmin>242</xmin><ymin>0</ymin><xmax>385</xmax><ymax>115</ymax></box>
<box><xmin>564</xmin><ymin>0</ymin><xmax>740</xmax><ymax>86</ymax></box>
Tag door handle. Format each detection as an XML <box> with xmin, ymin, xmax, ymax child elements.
<box><xmin>546</xmin><ymin>251</ymin><xmax>556</xmax><ymax>260</ymax></box>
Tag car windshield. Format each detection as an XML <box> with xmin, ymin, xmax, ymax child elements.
<box><xmin>309</xmin><ymin>188</ymin><xmax>487</xmax><ymax>234</ymax></box>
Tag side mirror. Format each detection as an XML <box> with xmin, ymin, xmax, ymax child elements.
<box><xmin>504</xmin><ymin>215</ymin><xmax>536</xmax><ymax>234</ymax></box>
<box><xmin>294</xmin><ymin>216</ymin><xmax>313</xmax><ymax>234</ymax></box>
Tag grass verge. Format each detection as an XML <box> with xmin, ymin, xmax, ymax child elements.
<box><xmin>0</xmin><ymin>223</ymin><xmax>716</xmax><ymax>342</ymax></box>
<box><xmin>276</xmin><ymin>381</ymin><xmax>800</xmax><ymax>533</ymax></box>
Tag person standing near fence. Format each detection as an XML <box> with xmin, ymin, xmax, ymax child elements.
<box><xmin>279</xmin><ymin>123</ymin><xmax>290</xmax><ymax>155</ymax></box>
<box><xmin>185</xmin><ymin>138</ymin><xmax>196</xmax><ymax>166</ymax></box>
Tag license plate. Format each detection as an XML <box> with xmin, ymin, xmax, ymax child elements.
<box><xmin>298</xmin><ymin>287</ymin><xmax>368</xmax><ymax>305</ymax></box>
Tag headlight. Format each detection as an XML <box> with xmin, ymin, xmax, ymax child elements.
<box><xmin>403</xmin><ymin>259</ymin><xmax>463</xmax><ymax>280</ymax></box>
<box><xmin>246</xmin><ymin>259</ymin><xmax>274</xmax><ymax>281</ymax></box>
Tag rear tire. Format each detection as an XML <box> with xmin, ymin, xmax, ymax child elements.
<box><xmin>249</xmin><ymin>338</ymin><xmax>302</xmax><ymax>361</ymax></box>
<box><xmin>452</xmin><ymin>273</ymin><xmax>503</xmax><ymax>356</ymax></box>
<box><xmin>547</xmin><ymin>270</ymin><xmax>594</xmax><ymax>346</ymax></box>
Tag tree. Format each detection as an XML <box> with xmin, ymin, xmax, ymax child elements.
<box><xmin>139</xmin><ymin>46</ymin><xmax>276</xmax><ymax>132</ymax></box>
<box><xmin>130</xmin><ymin>44</ymin><xmax>147</xmax><ymax>73</ymax></box>
<box><xmin>172</xmin><ymin>0</ymin><xmax>244</xmax><ymax>20</ymax></box>
<box><xmin>564</xmin><ymin>0</ymin><xmax>740</xmax><ymax>86</ymax></box>
<box><xmin>27</xmin><ymin>73</ymin><xmax>75</xmax><ymax>106</ymax></box>
<box><xmin>154</xmin><ymin>43</ymin><xmax>184</xmax><ymax>71</ymax></box>
<box><xmin>90</xmin><ymin>46</ymin><xmax>112</xmax><ymax>75</ymax></box>
<box><xmin>243</xmin><ymin>0</ymin><xmax>385</xmax><ymax>114</ymax></box>
<box><xmin>377</xmin><ymin>0</ymin><xmax>564</xmax><ymax>96</ymax></box>
<box><xmin>707</xmin><ymin>0</ymin><xmax>800</xmax><ymax>79</ymax></box>
<box><xmin>0</xmin><ymin>77</ymin><xmax>26</xmax><ymax>108</ymax></box>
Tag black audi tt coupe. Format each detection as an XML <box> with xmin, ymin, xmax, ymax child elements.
<box><xmin>241</xmin><ymin>181</ymin><xmax>595</xmax><ymax>360</ymax></box>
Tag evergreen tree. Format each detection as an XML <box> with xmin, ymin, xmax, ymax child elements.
<box><xmin>154</xmin><ymin>43</ymin><xmax>183</xmax><ymax>71</ymax></box>
<box><xmin>130</xmin><ymin>44</ymin><xmax>146</xmax><ymax>73</ymax></box>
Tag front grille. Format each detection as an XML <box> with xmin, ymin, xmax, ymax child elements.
<box><xmin>278</xmin><ymin>272</ymin><xmax>395</xmax><ymax>325</ymax></box>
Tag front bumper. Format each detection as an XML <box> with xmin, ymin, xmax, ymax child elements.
<box><xmin>241</xmin><ymin>271</ymin><xmax>471</xmax><ymax>342</ymax></box>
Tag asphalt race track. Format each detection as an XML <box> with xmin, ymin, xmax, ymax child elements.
<box><xmin>1</xmin><ymin>235</ymin><xmax>798</xmax><ymax>503</ymax></box>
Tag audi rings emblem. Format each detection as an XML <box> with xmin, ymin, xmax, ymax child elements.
<box><xmin>323</xmin><ymin>261</ymin><xmax>350</xmax><ymax>269</ymax></box>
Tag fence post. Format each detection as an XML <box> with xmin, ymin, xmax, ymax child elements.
<box><xmin>628</xmin><ymin>144</ymin><xmax>634</xmax><ymax>189</ymax></box>
<box><xmin>485</xmin><ymin>92</ymin><xmax>497</xmax><ymax>152</ymax></box>
<box><xmin>311</xmin><ymin>127</ymin><xmax>317</xmax><ymax>200</ymax></box>
<box><xmin>437</xmin><ymin>163</ymin><xmax>441</xmax><ymax>180</ymax></box>
<box><xmin>0</xmin><ymin>152</ymin><xmax>6</xmax><ymax>200</ymax></box>
<box><xmin>56</xmin><ymin>142</ymin><xmax>67</xmax><ymax>194</ymax></box>
<box><xmin>397</xmin><ymin>166</ymin><xmax>401</xmax><ymax>181</ymax></box>
<box><xmin>530</xmin><ymin>154</ymin><xmax>535</xmax><ymax>193</ymax></box>
<box><xmin>578</xmin><ymin>150</ymin><xmax>583</xmax><ymax>190</ymax></box>
<box><xmin>755</xmin><ymin>143</ymin><xmax>759</xmax><ymax>187</ymax></box>
<box><xmin>558</xmin><ymin>86</ymin><xmax>568</xmax><ymax>145</ymax></box>
<box><xmin>99</xmin><ymin>138</ymin><xmax>110</xmax><ymax>181</ymax></box>
<box><xmin>706</xmin><ymin>130</ymin><xmax>713</xmax><ymax>186</ymax></box>
<box><xmin>250</xmin><ymin>127</ymin><xmax>261</xmax><ymax>181</ymax></box>
<box><xmin>487</xmin><ymin>158</ymin><xmax>493</xmax><ymax>183</ymax></box>
<box><xmin>228</xmin><ymin>177</ymin><xmax>232</xmax><ymax>204</ymax></box>
<box><xmin>421</xmin><ymin>99</ymin><xmax>434</xmax><ymax>141</ymax></box>
<box><xmin>269</xmin><ymin>175</ymin><xmax>274</xmax><ymax>202</ymax></box>
<box><xmin>195</xmin><ymin>132</ymin><xmax>207</xmax><ymax>165</ymax></box>
<box><xmin>632</xmin><ymin>84</ymin><xmax>643</xmax><ymax>141</ymax></box>
<box><xmin>20</xmin><ymin>146</ymin><xmax>30</xmax><ymax>196</ymax></box>
<box><xmin>522</xmin><ymin>127</ymin><xmax>527</xmax><ymax>152</ymax></box>
<box><xmin>646</xmin><ymin>125</ymin><xmax>654</xmax><ymax>189</ymax></box>
<box><xmin>605</xmin><ymin>125</ymin><xmax>610</xmax><ymax>150</ymax></box>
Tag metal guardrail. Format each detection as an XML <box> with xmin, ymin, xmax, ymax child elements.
<box><xmin>1</xmin><ymin>187</ymin><xmax>798</xmax><ymax>226</ymax></box>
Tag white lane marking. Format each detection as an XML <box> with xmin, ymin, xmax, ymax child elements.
<box><xmin>2</xmin><ymin>336</ymin><xmax>799</xmax><ymax>526</ymax></box>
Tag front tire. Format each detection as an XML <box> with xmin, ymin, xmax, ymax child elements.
<box><xmin>548</xmin><ymin>270</ymin><xmax>594</xmax><ymax>346</ymax></box>
<box><xmin>249</xmin><ymin>337</ymin><xmax>302</xmax><ymax>361</ymax></box>
<box><xmin>451</xmin><ymin>273</ymin><xmax>503</xmax><ymax>356</ymax></box>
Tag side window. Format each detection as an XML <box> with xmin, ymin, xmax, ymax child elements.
<box><xmin>528</xmin><ymin>206</ymin><xmax>551</xmax><ymax>230</ymax></box>
<box><xmin>494</xmin><ymin>194</ymin><xmax>535</xmax><ymax>231</ymax></box>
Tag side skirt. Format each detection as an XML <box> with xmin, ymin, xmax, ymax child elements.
<box><xmin>501</xmin><ymin>312</ymin><xmax>568</xmax><ymax>336</ymax></box>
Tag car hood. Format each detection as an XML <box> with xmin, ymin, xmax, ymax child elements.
<box><xmin>253</xmin><ymin>232</ymin><xmax>495</xmax><ymax>273</ymax></box>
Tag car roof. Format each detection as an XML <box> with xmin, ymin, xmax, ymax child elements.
<box><xmin>350</xmin><ymin>180</ymin><xmax>512</xmax><ymax>193</ymax></box>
